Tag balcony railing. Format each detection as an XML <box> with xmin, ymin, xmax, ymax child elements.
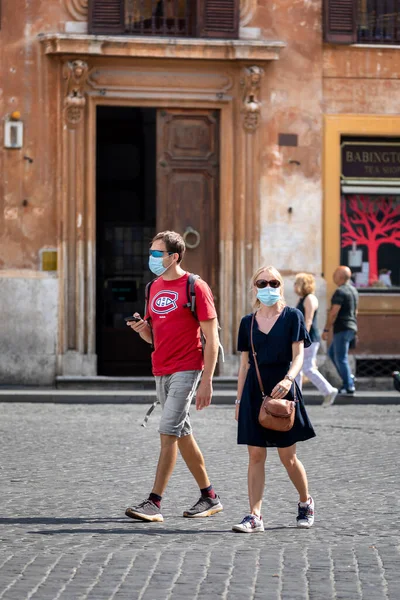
<box><xmin>358</xmin><ymin>0</ymin><xmax>400</xmax><ymax>43</ymax></box>
<box><xmin>324</xmin><ymin>0</ymin><xmax>400</xmax><ymax>44</ymax></box>
<box><xmin>125</xmin><ymin>0</ymin><xmax>193</xmax><ymax>36</ymax></box>
<box><xmin>89</xmin><ymin>0</ymin><xmax>240</xmax><ymax>39</ymax></box>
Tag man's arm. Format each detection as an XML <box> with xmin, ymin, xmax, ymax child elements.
<box><xmin>195</xmin><ymin>317</ymin><xmax>219</xmax><ymax>410</ymax></box>
<box><xmin>127</xmin><ymin>314</ymin><xmax>153</xmax><ymax>344</ymax></box>
<box><xmin>321</xmin><ymin>304</ymin><xmax>341</xmax><ymax>341</ymax></box>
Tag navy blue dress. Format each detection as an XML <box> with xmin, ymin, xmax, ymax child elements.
<box><xmin>237</xmin><ymin>307</ymin><xmax>316</xmax><ymax>448</ymax></box>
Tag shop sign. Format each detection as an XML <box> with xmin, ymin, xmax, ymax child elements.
<box><xmin>341</xmin><ymin>142</ymin><xmax>400</xmax><ymax>180</ymax></box>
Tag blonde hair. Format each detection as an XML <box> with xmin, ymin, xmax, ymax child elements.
<box><xmin>295</xmin><ymin>272</ymin><xmax>316</xmax><ymax>297</ymax></box>
<box><xmin>251</xmin><ymin>265</ymin><xmax>286</xmax><ymax>311</ymax></box>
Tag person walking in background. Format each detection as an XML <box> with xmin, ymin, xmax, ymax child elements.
<box><xmin>322</xmin><ymin>266</ymin><xmax>359</xmax><ymax>396</ymax></box>
<box><xmin>294</xmin><ymin>273</ymin><xmax>338</xmax><ymax>407</ymax></box>
<box><xmin>233</xmin><ymin>266</ymin><xmax>316</xmax><ymax>534</ymax></box>
<box><xmin>125</xmin><ymin>231</ymin><xmax>223</xmax><ymax>523</ymax></box>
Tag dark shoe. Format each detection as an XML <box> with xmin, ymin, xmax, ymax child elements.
<box><xmin>125</xmin><ymin>499</ymin><xmax>163</xmax><ymax>522</ymax></box>
<box><xmin>183</xmin><ymin>495</ymin><xmax>223</xmax><ymax>518</ymax></box>
<box><xmin>339</xmin><ymin>388</ymin><xmax>355</xmax><ymax>396</ymax></box>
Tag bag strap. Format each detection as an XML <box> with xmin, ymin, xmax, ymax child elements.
<box><xmin>145</xmin><ymin>277</ymin><xmax>158</xmax><ymax>349</ymax></box>
<box><xmin>250</xmin><ymin>312</ymin><xmax>297</xmax><ymax>402</ymax></box>
<box><xmin>250</xmin><ymin>313</ymin><xmax>265</xmax><ymax>397</ymax></box>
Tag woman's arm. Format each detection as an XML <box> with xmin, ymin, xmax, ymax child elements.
<box><xmin>303</xmin><ymin>294</ymin><xmax>318</xmax><ymax>333</ymax></box>
<box><xmin>288</xmin><ymin>341</ymin><xmax>304</xmax><ymax>380</ymax></box>
<box><xmin>270</xmin><ymin>341</ymin><xmax>304</xmax><ymax>399</ymax></box>
<box><xmin>235</xmin><ymin>351</ymin><xmax>250</xmax><ymax>420</ymax></box>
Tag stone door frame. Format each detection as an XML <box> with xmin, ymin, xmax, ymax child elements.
<box><xmin>56</xmin><ymin>57</ymin><xmax>267</xmax><ymax>376</ymax></box>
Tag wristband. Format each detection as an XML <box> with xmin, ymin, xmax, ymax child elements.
<box><xmin>323</xmin><ymin>328</ymin><xmax>329</xmax><ymax>332</ymax></box>
<box><xmin>235</xmin><ymin>399</ymin><xmax>241</xmax><ymax>405</ymax></box>
<box><xmin>285</xmin><ymin>374</ymin><xmax>294</xmax><ymax>382</ymax></box>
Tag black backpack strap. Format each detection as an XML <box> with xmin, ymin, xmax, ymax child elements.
<box><xmin>184</xmin><ymin>273</ymin><xmax>200</xmax><ymax>321</ymax></box>
<box><xmin>145</xmin><ymin>277</ymin><xmax>158</xmax><ymax>349</ymax></box>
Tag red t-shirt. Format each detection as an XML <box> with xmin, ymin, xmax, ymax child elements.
<box><xmin>145</xmin><ymin>273</ymin><xmax>217</xmax><ymax>376</ymax></box>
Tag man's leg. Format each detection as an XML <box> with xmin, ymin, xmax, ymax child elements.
<box><xmin>152</xmin><ymin>434</ymin><xmax>179</xmax><ymax>496</ymax></box>
<box><xmin>125</xmin><ymin>375</ymin><xmax>171</xmax><ymax>522</ymax></box>
<box><xmin>160</xmin><ymin>372</ymin><xmax>222</xmax><ymax>518</ymax></box>
<box><xmin>178</xmin><ymin>434</ymin><xmax>210</xmax><ymax>489</ymax></box>
<box><xmin>328</xmin><ymin>336</ymin><xmax>341</xmax><ymax>378</ymax></box>
<box><xmin>334</xmin><ymin>330</ymin><xmax>355</xmax><ymax>391</ymax></box>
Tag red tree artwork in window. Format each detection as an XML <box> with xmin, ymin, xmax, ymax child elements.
<box><xmin>341</xmin><ymin>195</ymin><xmax>400</xmax><ymax>284</ymax></box>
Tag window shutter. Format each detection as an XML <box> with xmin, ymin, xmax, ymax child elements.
<box><xmin>323</xmin><ymin>0</ymin><xmax>357</xmax><ymax>44</ymax></box>
<box><xmin>196</xmin><ymin>0</ymin><xmax>239</xmax><ymax>39</ymax></box>
<box><xmin>88</xmin><ymin>0</ymin><xmax>125</xmax><ymax>35</ymax></box>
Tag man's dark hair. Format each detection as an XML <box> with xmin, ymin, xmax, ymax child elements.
<box><xmin>152</xmin><ymin>230</ymin><xmax>185</xmax><ymax>263</ymax></box>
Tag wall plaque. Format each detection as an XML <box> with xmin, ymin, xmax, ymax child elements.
<box><xmin>341</xmin><ymin>142</ymin><xmax>400</xmax><ymax>180</ymax></box>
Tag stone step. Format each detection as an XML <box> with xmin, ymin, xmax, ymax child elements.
<box><xmin>55</xmin><ymin>376</ymin><xmax>238</xmax><ymax>390</ymax></box>
<box><xmin>0</xmin><ymin>388</ymin><xmax>398</xmax><ymax>405</ymax></box>
<box><xmin>55</xmin><ymin>375</ymin><xmax>394</xmax><ymax>391</ymax></box>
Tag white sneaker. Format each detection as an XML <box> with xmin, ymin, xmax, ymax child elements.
<box><xmin>322</xmin><ymin>388</ymin><xmax>338</xmax><ymax>407</ymax></box>
<box><xmin>232</xmin><ymin>514</ymin><xmax>264</xmax><ymax>533</ymax></box>
<box><xmin>297</xmin><ymin>496</ymin><xmax>314</xmax><ymax>528</ymax></box>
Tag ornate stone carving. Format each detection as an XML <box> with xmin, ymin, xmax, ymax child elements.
<box><xmin>63</xmin><ymin>60</ymin><xmax>91</xmax><ymax>126</ymax></box>
<box><xmin>64</xmin><ymin>0</ymin><xmax>88</xmax><ymax>21</ymax></box>
<box><xmin>240</xmin><ymin>0</ymin><xmax>258</xmax><ymax>27</ymax></box>
<box><xmin>240</xmin><ymin>66</ymin><xmax>264</xmax><ymax>133</ymax></box>
<box><xmin>87</xmin><ymin>67</ymin><xmax>234</xmax><ymax>102</ymax></box>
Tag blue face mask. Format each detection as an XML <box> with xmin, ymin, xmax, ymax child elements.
<box><xmin>257</xmin><ymin>287</ymin><xmax>281</xmax><ymax>306</ymax></box>
<box><xmin>149</xmin><ymin>255</ymin><xmax>168</xmax><ymax>276</ymax></box>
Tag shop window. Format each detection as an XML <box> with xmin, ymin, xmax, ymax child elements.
<box><xmin>324</xmin><ymin>0</ymin><xmax>400</xmax><ymax>44</ymax></box>
<box><xmin>88</xmin><ymin>0</ymin><xmax>239</xmax><ymax>38</ymax></box>
<box><xmin>340</xmin><ymin>194</ymin><xmax>400</xmax><ymax>290</ymax></box>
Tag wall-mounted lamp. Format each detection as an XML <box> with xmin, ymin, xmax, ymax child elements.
<box><xmin>4</xmin><ymin>111</ymin><xmax>23</xmax><ymax>149</ymax></box>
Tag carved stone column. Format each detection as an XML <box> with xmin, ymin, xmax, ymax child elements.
<box><xmin>59</xmin><ymin>59</ymin><xmax>96</xmax><ymax>375</ymax></box>
<box><xmin>235</xmin><ymin>66</ymin><xmax>265</xmax><ymax>322</ymax></box>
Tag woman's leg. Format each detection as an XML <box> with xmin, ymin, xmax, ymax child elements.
<box><xmin>303</xmin><ymin>342</ymin><xmax>335</xmax><ymax>395</ymax></box>
<box><xmin>278</xmin><ymin>444</ymin><xmax>309</xmax><ymax>502</ymax></box>
<box><xmin>248</xmin><ymin>445</ymin><xmax>267</xmax><ymax>516</ymax></box>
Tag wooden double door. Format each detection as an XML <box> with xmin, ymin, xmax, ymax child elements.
<box><xmin>96</xmin><ymin>107</ymin><xmax>220</xmax><ymax>375</ymax></box>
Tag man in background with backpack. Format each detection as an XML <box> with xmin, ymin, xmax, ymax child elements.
<box><xmin>125</xmin><ymin>230</ymin><xmax>223</xmax><ymax>523</ymax></box>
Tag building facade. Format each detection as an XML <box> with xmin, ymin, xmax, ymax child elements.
<box><xmin>0</xmin><ymin>0</ymin><xmax>399</xmax><ymax>384</ymax></box>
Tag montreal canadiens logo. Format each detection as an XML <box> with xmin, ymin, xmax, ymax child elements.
<box><xmin>151</xmin><ymin>290</ymin><xmax>179</xmax><ymax>315</ymax></box>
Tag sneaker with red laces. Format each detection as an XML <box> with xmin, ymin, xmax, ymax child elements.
<box><xmin>296</xmin><ymin>496</ymin><xmax>314</xmax><ymax>528</ymax></box>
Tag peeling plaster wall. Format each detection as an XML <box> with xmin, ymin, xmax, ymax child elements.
<box><xmin>0</xmin><ymin>1</ymin><xmax>68</xmax><ymax>383</ymax></box>
<box><xmin>255</xmin><ymin>0</ymin><xmax>325</xmax><ymax>317</ymax></box>
<box><xmin>0</xmin><ymin>273</ymin><xmax>58</xmax><ymax>384</ymax></box>
<box><xmin>323</xmin><ymin>47</ymin><xmax>400</xmax><ymax>114</ymax></box>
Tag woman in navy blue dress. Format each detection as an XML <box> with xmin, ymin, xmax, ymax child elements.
<box><xmin>232</xmin><ymin>266</ymin><xmax>316</xmax><ymax>534</ymax></box>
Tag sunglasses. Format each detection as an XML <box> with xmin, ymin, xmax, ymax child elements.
<box><xmin>149</xmin><ymin>249</ymin><xmax>173</xmax><ymax>258</ymax></box>
<box><xmin>255</xmin><ymin>279</ymin><xmax>281</xmax><ymax>289</ymax></box>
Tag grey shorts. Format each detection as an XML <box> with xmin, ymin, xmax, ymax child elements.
<box><xmin>155</xmin><ymin>370</ymin><xmax>202</xmax><ymax>437</ymax></box>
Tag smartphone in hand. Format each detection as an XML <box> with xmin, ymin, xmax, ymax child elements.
<box><xmin>124</xmin><ymin>315</ymin><xmax>142</xmax><ymax>323</ymax></box>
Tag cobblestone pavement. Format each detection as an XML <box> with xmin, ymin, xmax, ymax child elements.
<box><xmin>0</xmin><ymin>403</ymin><xmax>399</xmax><ymax>599</ymax></box>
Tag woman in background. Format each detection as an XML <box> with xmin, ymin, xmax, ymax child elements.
<box><xmin>294</xmin><ymin>273</ymin><xmax>338</xmax><ymax>407</ymax></box>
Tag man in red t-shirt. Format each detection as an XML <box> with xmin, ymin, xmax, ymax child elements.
<box><xmin>125</xmin><ymin>230</ymin><xmax>223</xmax><ymax>523</ymax></box>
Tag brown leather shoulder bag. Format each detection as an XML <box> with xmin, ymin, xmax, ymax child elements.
<box><xmin>250</xmin><ymin>313</ymin><xmax>297</xmax><ymax>432</ymax></box>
